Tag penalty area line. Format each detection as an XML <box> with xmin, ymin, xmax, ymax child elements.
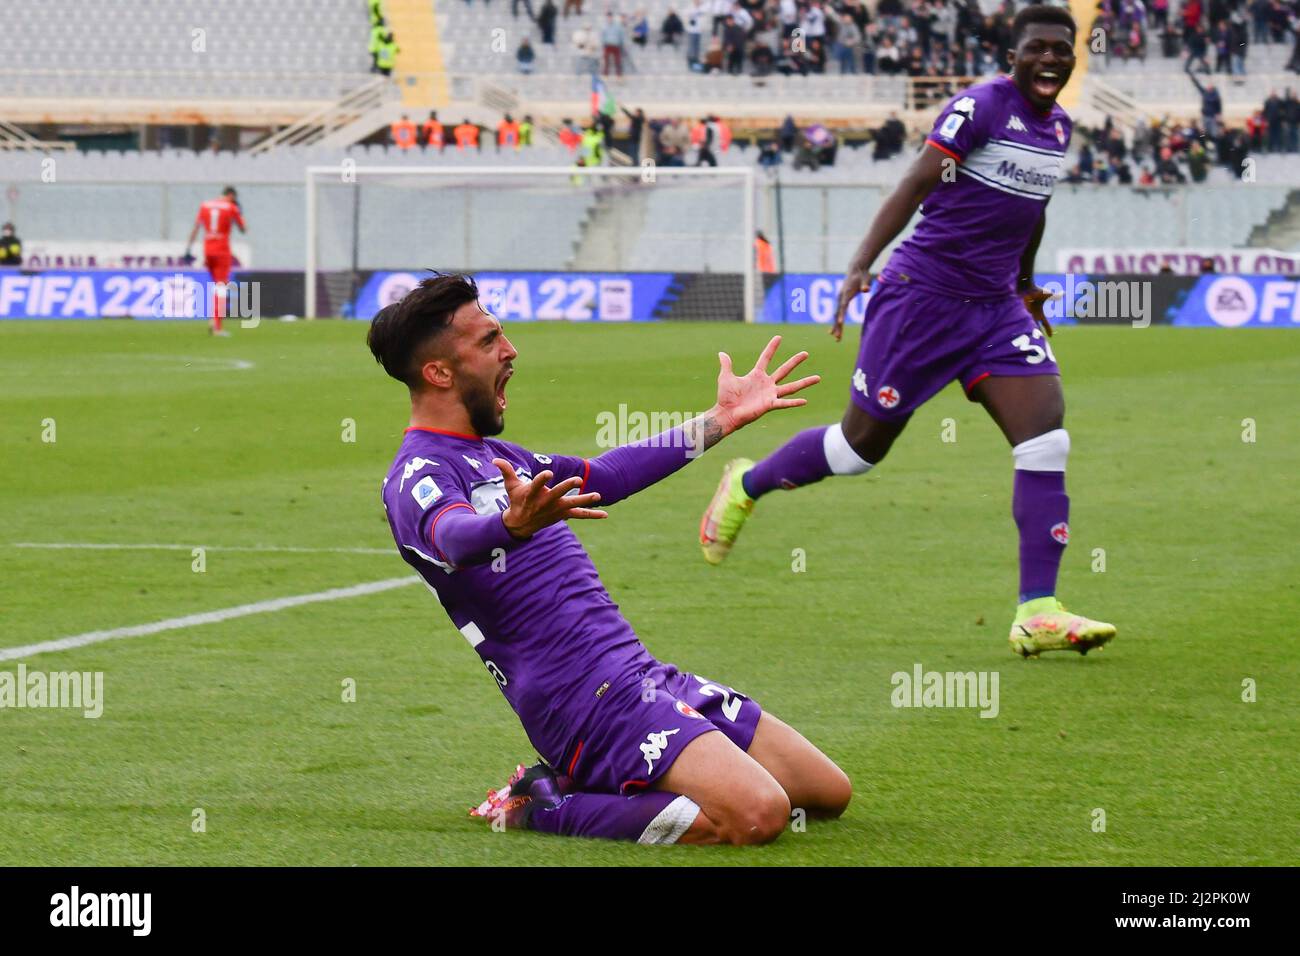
<box><xmin>0</xmin><ymin>576</ymin><xmax>421</xmax><ymax>663</ymax></box>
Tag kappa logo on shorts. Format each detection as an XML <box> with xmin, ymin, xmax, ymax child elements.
<box><xmin>852</xmin><ymin>368</ymin><xmax>869</xmax><ymax>396</ymax></box>
<box><xmin>1050</xmin><ymin>521</ymin><xmax>1070</xmax><ymax>544</ymax></box>
<box><xmin>674</xmin><ymin>700</ymin><xmax>705</xmax><ymax>720</ymax></box>
<box><xmin>877</xmin><ymin>385</ymin><xmax>901</xmax><ymax>409</ymax></box>
<box><xmin>640</xmin><ymin>727</ymin><xmax>680</xmax><ymax>773</ymax></box>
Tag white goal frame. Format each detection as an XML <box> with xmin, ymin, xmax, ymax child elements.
<box><xmin>304</xmin><ymin>164</ymin><xmax>757</xmax><ymax>321</ymax></box>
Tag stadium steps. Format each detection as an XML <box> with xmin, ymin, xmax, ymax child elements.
<box><xmin>568</xmin><ymin>186</ymin><xmax>650</xmax><ymax>271</ymax></box>
<box><xmin>388</xmin><ymin>0</ymin><xmax>449</xmax><ymax>108</ymax></box>
<box><xmin>1247</xmin><ymin>189</ymin><xmax>1300</xmax><ymax>249</ymax></box>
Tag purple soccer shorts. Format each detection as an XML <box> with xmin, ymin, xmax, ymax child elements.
<box><xmin>562</xmin><ymin>662</ymin><xmax>763</xmax><ymax>795</ymax></box>
<box><xmin>849</xmin><ymin>269</ymin><xmax>1061</xmax><ymax>422</ymax></box>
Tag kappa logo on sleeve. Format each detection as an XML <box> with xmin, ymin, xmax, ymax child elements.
<box><xmin>952</xmin><ymin>96</ymin><xmax>976</xmax><ymax>116</ymax></box>
<box><xmin>411</xmin><ymin>476</ymin><xmax>442</xmax><ymax>510</ymax></box>
<box><xmin>398</xmin><ymin>456</ymin><xmax>440</xmax><ymax>493</ymax></box>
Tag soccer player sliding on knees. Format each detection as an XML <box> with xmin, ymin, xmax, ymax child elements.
<box><xmin>370</xmin><ymin>273</ymin><xmax>849</xmax><ymax>845</ymax></box>
<box><xmin>700</xmin><ymin>4</ymin><xmax>1115</xmax><ymax>659</ymax></box>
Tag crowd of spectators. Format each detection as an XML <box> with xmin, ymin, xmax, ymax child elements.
<box><xmin>496</xmin><ymin>0</ymin><xmax>1025</xmax><ymax>78</ymax></box>
<box><xmin>1065</xmin><ymin>86</ymin><xmax>1299</xmax><ymax>185</ymax></box>
<box><xmin>494</xmin><ymin>0</ymin><xmax>1300</xmax><ymax>79</ymax></box>
<box><xmin>1092</xmin><ymin>0</ymin><xmax>1300</xmax><ymax>74</ymax></box>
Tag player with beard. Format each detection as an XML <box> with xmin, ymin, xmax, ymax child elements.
<box><xmin>700</xmin><ymin>5</ymin><xmax>1116</xmax><ymax>658</ymax></box>
<box><xmin>370</xmin><ymin>273</ymin><xmax>850</xmax><ymax>845</ymax></box>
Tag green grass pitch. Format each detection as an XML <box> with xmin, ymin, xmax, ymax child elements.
<box><xmin>1</xmin><ymin>318</ymin><xmax>1297</xmax><ymax>866</ymax></box>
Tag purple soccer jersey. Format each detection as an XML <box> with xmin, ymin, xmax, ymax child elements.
<box><xmin>381</xmin><ymin>426</ymin><xmax>762</xmax><ymax>792</ymax></box>
<box><xmin>888</xmin><ymin>75</ymin><xmax>1072</xmax><ymax>297</ymax></box>
<box><xmin>848</xmin><ymin>76</ymin><xmax>1068</xmax><ymax>420</ymax></box>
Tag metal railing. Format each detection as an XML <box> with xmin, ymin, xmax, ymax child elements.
<box><xmin>249</xmin><ymin>76</ymin><xmax>393</xmax><ymax>155</ymax></box>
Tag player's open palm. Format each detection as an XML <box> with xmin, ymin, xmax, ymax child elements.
<box><xmin>494</xmin><ymin>459</ymin><xmax>607</xmax><ymax>539</ymax></box>
<box><xmin>715</xmin><ymin>335</ymin><xmax>820</xmax><ymax>432</ymax></box>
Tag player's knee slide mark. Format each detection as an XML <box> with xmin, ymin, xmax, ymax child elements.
<box><xmin>823</xmin><ymin>423</ymin><xmax>874</xmax><ymax>476</ymax></box>
<box><xmin>1012</xmin><ymin>428</ymin><xmax>1070</xmax><ymax>472</ymax></box>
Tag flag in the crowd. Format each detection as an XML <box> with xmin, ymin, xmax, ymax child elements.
<box><xmin>590</xmin><ymin>74</ymin><xmax>616</xmax><ymax>117</ymax></box>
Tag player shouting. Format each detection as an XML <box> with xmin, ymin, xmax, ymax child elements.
<box><xmin>370</xmin><ymin>273</ymin><xmax>849</xmax><ymax>845</ymax></box>
<box><xmin>700</xmin><ymin>5</ymin><xmax>1116</xmax><ymax>659</ymax></box>
<box><xmin>185</xmin><ymin>186</ymin><xmax>246</xmax><ymax>336</ymax></box>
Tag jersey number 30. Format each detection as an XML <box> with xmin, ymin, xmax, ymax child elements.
<box><xmin>1012</xmin><ymin>328</ymin><xmax>1057</xmax><ymax>365</ymax></box>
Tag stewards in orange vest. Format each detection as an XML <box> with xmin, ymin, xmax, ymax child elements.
<box><xmin>716</xmin><ymin>116</ymin><xmax>733</xmax><ymax>151</ymax></box>
<box><xmin>391</xmin><ymin>115</ymin><xmax>418</xmax><ymax>150</ymax></box>
<box><xmin>497</xmin><ymin>114</ymin><xmax>521</xmax><ymax>150</ymax></box>
<box><xmin>421</xmin><ymin>112</ymin><xmax>444</xmax><ymax>150</ymax></box>
<box><xmin>453</xmin><ymin>120</ymin><xmax>481</xmax><ymax>150</ymax></box>
<box><xmin>754</xmin><ymin>231</ymin><xmax>776</xmax><ymax>274</ymax></box>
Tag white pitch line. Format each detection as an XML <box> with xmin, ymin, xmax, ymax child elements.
<box><xmin>0</xmin><ymin>576</ymin><xmax>421</xmax><ymax>663</ymax></box>
<box><xmin>13</xmin><ymin>542</ymin><xmax>393</xmax><ymax>556</ymax></box>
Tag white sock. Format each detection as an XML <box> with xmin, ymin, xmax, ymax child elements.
<box><xmin>1011</xmin><ymin>428</ymin><xmax>1070</xmax><ymax>472</ymax></box>
<box><xmin>822</xmin><ymin>423</ymin><xmax>874</xmax><ymax>476</ymax></box>
<box><xmin>637</xmin><ymin>795</ymin><xmax>700</xmax><ymax>845</ymax></box>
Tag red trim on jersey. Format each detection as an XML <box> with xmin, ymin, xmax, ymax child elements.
<box><xmin>925</xmin><ymin>139</ymin><xmax>963</xmax><ymax>163</ymax></box>
<box><xmin>580</xmin><ymin>458</ymin><xmax>591</xmax><ymax>493</ymax></box>
<box><xmin>620</xmin><ymin>778</ymin><xmax>650</xmax><ymax>794</ymax></box>
<box><xmin>428</xmin><ymin>501</ymin><xmax>475</xmax><ymax>562</ymax></box>
<box><xmin>566</xmin><ymin>740</ymin><xmax>584</xmax><ymax>776</ymax></box>
<box><xmin>405</xmin><ymin>425</ymin><xmax>481</xmax><ymax>440</ymax></box>
<box><xmin>965</xmin><ymin>371</ymin><xmax>992</xmax><ymax>393</ymax></box>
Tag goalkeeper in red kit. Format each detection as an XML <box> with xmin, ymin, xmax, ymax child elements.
<box><xmin>185</xmin><ymin>186</ymin><xmax>246</xmax><ymax>336</ymax></box>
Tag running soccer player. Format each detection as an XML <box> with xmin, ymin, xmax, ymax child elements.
<box><xmin>185</xmin><ymin>186</ymin><xmax>245</xmax><ymax>336</ymax></box>
<box><xmin>371</xmin><ymin>273</ymin><xmax>849</xmax><ymax>845</ymax></box>
<box><xmin>700</xmin><ymin>5</ymin><xmax>1116</xmax><ymax>659</ymax></box>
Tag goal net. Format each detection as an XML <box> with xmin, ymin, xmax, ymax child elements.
<box><xmin>304</xmin><ymin>164</ymin><xmax>756</xmax><ymax>323</ymax></box>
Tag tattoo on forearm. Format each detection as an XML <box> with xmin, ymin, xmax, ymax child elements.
<box><xmin>684</xmin><ymin>413</ymin><xmax>725</xmax><ymax>456</ymax></box>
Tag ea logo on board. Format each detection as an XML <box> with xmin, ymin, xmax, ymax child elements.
<box><xmin>1050</xmin><ymin>522</ymin><xmax>1070</xmax><ymax>544</ymax></box>
<box><xmin>1204</xmin><ymin>277</ymin><xmax>1256</xmax><ymax>327</ymax></box>
<box><xmin>376</xmin><ymin>272</ymin><xmax>421</xmax><ymax>308</ymax></box>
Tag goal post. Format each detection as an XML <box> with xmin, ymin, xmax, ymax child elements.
<box><xmin>304</xmin><ymin>164</ymin><xmax>756</xmax><ymax>322</ymax></box>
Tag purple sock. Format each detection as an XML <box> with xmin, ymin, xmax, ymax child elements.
<box><xmin>743</xmin><ymin>427</ymin><xmax>832</xmax><ymax>500</ymax></box>
<box><xmin>527</xmin><ymin>790</ymin><xmax>699</xmax><ymax>844</ymax></box>
<box><xmin>1013</xmin><ymin>470</ymin><xmax>1070</xmax><ymax>603</ymax></box>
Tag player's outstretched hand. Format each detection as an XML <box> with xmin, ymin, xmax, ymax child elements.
<box><xmin>714</xmin><ymin>335</ymin><xmax>820</xmax><ymax>433</ymax></box>
<box><xmin>494</xmin><ymin>458</ymin><xmax>607</xmax><ymax>539</ymax></box>
<box><xmin>1022</xmin><ymin>286</ymin><xmax>1059</xmax><ymax>337</ymax></box>
<box><xmin>832</xmin><ymin>269</ymin><xmax>871</xmax><ymax>342</ymax></box>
